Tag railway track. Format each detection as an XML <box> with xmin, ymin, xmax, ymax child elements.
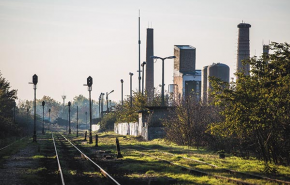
<box><xmin>0</xmin><ymin>137</ymin><xmax>26</xmax><ymax>152</ymax></box>
<box><xmin>52</xmin><ymin>133</ymin><xmax>121</xmax><ymax>185</ymax></box>
<box><xmin>125</xmin><ymin>144</ymin><xmax>290</xmax><ymax>185</ymax></box>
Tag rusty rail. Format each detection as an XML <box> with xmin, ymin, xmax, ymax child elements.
<box><xmin>52</xmin><ymin>133</ymin><xmax>65</xmax><ymax>185</ymax></box>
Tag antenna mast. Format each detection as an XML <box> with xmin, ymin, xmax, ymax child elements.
<box><xmin>138</xmin><ymin>10</ymin><xmax>141</xmax><ymax>93</ymax></box>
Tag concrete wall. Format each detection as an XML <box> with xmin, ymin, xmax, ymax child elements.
<box><xmin>114</xmin><ymin>122</ymin><xmax>139</xmax><ymax>136</ymax></box>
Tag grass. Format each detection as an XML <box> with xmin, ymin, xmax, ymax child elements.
<box><xmin>53</xmin><ymin>129</ymin><xmax>290</xmax><ymax>184</ymax></box>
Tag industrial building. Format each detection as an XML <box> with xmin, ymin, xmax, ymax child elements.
<box><xmin>173</xmin><ymin>45</ymin><xmax>201</xmax><ymax>101</ymax></box>
<box><xmin>201</xmin><ymin>63</ymin><xmax>230</xmax><ymax>103</ymax></box>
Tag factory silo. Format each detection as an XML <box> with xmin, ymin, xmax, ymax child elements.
<box><xmin>237</xmin><ymin>23</ymin><xmax>251</xmax><ymax>77</ymax></box>
<box><xmin>263</xmin><ymin>44</ymin><xmax>270</xmax><ymax>64</ymax></box>
<box><xmin>146</xmin><ymin>28</ymin><xmax>154</xmax><ymax>101</ymax></box>
<box><xmin>207</xmin><ymin>63</ymin><xmax>230</xmax><ymax>101</ymax></box>
<box><xmin>201</xmin><ymin>66</ymin><xmax>208</xmax><ymax>103</ymax></box>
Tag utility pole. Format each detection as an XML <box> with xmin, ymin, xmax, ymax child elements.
<box><xmin>42</xmin><ymin>101</ymin><xmax>45</xmax><ymax>134</ymax></box>
<box><xmin>98</xmin><ymin>93</ymin><xmax>101</xmax><ymax>118</ymax></box>
<box><xmin>27</xmin><ymin>107</ymin><xmax>29</xmax><ymax>126</ymax></box>
<box><xmin>48</xmin><ymin>109</ymin><xmax>51</xmax><ymax>123</ymax></box>
<box><xmin>141</xmin><ymin>61</ymin><xmax>146</xmax><ymax>95</ymax></box>
<box><xmin>120</xmin><ymin>79</ymin><xmax>124</xmax><ymax>105</ymax></box>
<box><xmin>85</xmin><ymin>112</ymin><xmax>87</xmax><ymax>130</ymax></box>
<box><xmin>68</xmin><ymin>101</ymin><xmax>71</xmax><ymax>134</ymax></box>
<box><xmin>106</xmin><ymin>90</ymin><xmax>114</xmax><ymax>113</ymax></box>
<box><xmin>129</xmin><ymin>72</ymin><xmax>134</xmax><ymax>107</ymax></box>
<box><xmin>76</xmin><ymin>106</ymin><xmax>78</xmax><ymax>137</ymax></box>
<box><xmin>101</xmin><ymin>93</ymin><xmax>104</xmax><ymax>118</ymax></box>
<box><xmin>138</xmin><ymin>10</ymin><xmax>141</xmax><ymax>93</ymax></box>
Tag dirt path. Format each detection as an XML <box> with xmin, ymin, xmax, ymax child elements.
<box><xmin>0</xmin><ymin>140</ymin><xmax>39</xmax><ymax>185</ymax></box>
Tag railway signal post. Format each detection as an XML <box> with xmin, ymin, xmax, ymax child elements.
<box><xmin>68</xmin><ymin>101</ymin><xmax>71</xmax><ymax>134</ymax></box>
<box><xmin>84</xmin><ymin>76</ymin><xmax>93</xmax><ymax>144</ymax></box>
<box><xmin>29</xmin><ymin>74</ymin><xmax>38</xmax><ymax>142</ymax></box>
<box><xmin>42</xmin><ymin>101</ymin><xmax>45</xmax><ymax>134</ymax></box>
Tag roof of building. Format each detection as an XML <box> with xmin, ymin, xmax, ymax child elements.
<box><xmin>174</xmin><ymin>45</ymin><xmax>196</xmax><ymax>50</ymax></box>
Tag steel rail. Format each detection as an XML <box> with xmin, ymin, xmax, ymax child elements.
<box><xmin>0</xmin><ymin>137</ymin><xmax>26</xmax><ymax>151</ymax></box>
<box><xmin>52</xmin><ymin>133</ymin><xmax>65</xmax><ymax>185</ymax></box>
<box><xmin>61</xmin><ymin>134</ymin><xmax>121</xmax><ymax>185</ymax></box>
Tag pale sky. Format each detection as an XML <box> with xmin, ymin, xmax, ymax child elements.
<box><xmin>1</xmin><ymin>0</ymin><xmax>289</xmax><ymax>104</ymax></box>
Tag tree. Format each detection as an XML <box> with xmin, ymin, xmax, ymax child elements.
<box><xmin>115</xmin><ymin>91</ymin><xmax>148</xmax><ymax>123</ymax></box>
<box><xmin>163</xmin><ymin>93</ymin><xmax>219</xmax><ymax>148</ymax></box>
<box><xmin>209</xmin><ymin>42</ymin><xmax>290</xmax><ymax>165</ymax></box>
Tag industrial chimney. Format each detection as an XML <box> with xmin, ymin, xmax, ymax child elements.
<box><xmin>237</xmin><ymin>22</ymin><xmax>251</xmax><ymax>77</ymax></box>
<box><xmin>146</xmin><ymin>28</ymin><xmax>154</xmax><ymax>101</ymax></box>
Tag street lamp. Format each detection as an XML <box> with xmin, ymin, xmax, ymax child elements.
<box><xmin>84</xmin><ymin>76</ymin><xmax>93</xmax><ymax>144</ymax></box>
<box><xmin>42</xmin><ymin>101</ymin><xmax>45</xmax><ymax>134</ymax></box>
<box><xmin>106</xmin><ymin>90</ymin><xmax>114</xmax><ymax>113</ymax></box>
<box><xmin>141</xmin><ymin>61</ymin><xmax>146</xmax><ymax>96</ymax></box>
<box><xmin>68</xmin><ymin>101</ymin><xmax>71</xmax><ymax>134</ymax></box>
<box><xmin>29</xmin><ymin>74</ymin><xmax>38</xmax><ymax>142</ymax></box>
<box><xmin>151</xmin><ymin>56</ymin><xmax>176</xmax><ymax>106</ymax></box>
<box><xmin>120</xmin><ymin>79</ymin><xmax>124</xmax><ymax>105</ymax></box>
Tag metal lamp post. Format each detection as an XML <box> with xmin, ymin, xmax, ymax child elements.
<box><xmin>141</xmin><ymin>61</ymin><xmax>146</xmax><ymax>95</ymax></box>
<box><xmin>129</xmin><ymin>72</ymin><xmax>134</xmax><ymax>107</ymax></box>
<box><xmin>42</xmin><ymin>101</ymin><xmax>45</xmax><ymax>134</ymax></box>
<box><xmin>120</xmin><ymin>79</ymin><xmax>124</xmax><ymax>105</ymax></box>
<box><xmin>68</xmin><ymin>101</ymin><xmax>71</xmax><ymax>134</ymax></box>
<box><xmin>151</xmin><ymin>56</ymin><xmax>176</xmax><ymax>106</ymax></box>
<box><xmin>106</xmin><ymin>90</ymin><xmax>114</xmax><ymax>113</ymax></box>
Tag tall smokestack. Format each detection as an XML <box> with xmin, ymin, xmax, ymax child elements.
<box><xmin>146</xmin><ymin>28</ymin><xmax>154</xmax><ymax>101</ymax></box>
<box><xmin>237</xmin><ymin>22</ymin><xmax>251</xmax><ymax>77</ymax></box>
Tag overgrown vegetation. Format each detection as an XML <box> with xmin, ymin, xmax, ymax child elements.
<box><xmin>209</xmin><ymin>42</ymin><xmax>290</xmax><ymax>165</ymax></box>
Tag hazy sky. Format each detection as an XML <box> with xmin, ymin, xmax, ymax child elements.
<box><xmin>1</xmin><ymin>0</ymin><xmax>289</xmax><ymax>104</ymax></box>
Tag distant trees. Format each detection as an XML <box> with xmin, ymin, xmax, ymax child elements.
<box><xmin>0</xmin><ymin>72</ymin><xmax>19</xmax><ymax>138</ymax></box>
<box><xmin>209</xmin><ymin>42</ymin><xmax>290</xmax><ymax>165</ymax></box>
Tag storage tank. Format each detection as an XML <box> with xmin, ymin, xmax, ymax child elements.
<box><xmin>201</xmin><ymin>66</ymin><xmax>208</xmax><ymax>103</ymax></box>
<box><xmin>207</xmin><ymin>63</ymin><xmax>230</xmax><ymax>100</ymax></box>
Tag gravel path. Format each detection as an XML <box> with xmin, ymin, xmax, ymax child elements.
<box><xmin>0</xmin><ymin>141</ymin><xmax>38</xmax><ymax>185</ymax></box>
